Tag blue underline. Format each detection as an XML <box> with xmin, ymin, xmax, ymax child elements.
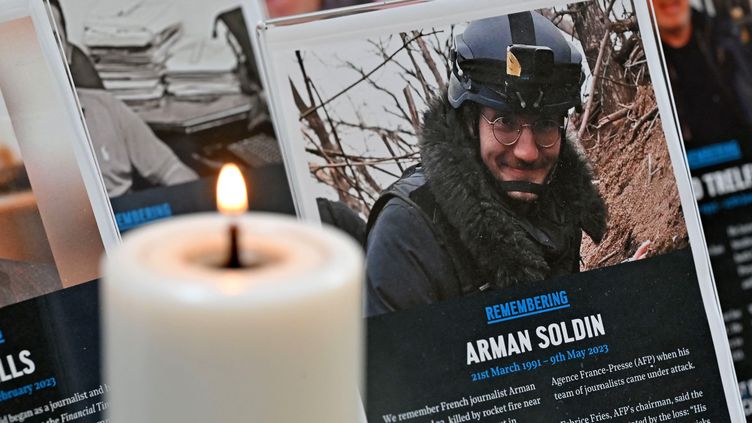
<box><xmin>487</xmin><ymin>304</ymin><xmax>571</xmax><ymax>325</ymax></box>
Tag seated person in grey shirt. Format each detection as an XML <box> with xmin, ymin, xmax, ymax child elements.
<box><xmin>77</xmin><ymin>89</ymin><xmax>198</xmax><ymax>197</ymax></box>
<box><xmin>48</xmin><ymin>0</ymin><xmax>198</xmax><ymax>197</ymax></box>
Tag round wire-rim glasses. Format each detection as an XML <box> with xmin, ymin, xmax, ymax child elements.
<box><xmin>481</xmin><ymin>113</ymin><xmax>563</xmax><ymax>148</ymax></box>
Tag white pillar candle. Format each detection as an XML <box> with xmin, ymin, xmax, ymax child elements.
<box><xmin>103</xmin><ymin>213</ymin><xmax>363</xmax><ymax>422</ymax></box>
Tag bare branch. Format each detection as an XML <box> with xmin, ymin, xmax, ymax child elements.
<box><xmin>296</xmin><ymin>52</ymin><xmax>370</xmax><ymax>208</ymax></box>
<box><xmin>432</xmin><ymin>28</ymin><xmax>452</xmax><ymax>76</ymax></box>
<box><xmin>413</xmin><ymin>30</ymin><xmax>445</xmax><ymax>88</ymax></box>
<box><xmin>539</xmin><ymin>8</ymin><xmax>577</xmax><ymax>38</ymax></box>
<box><xmin>610</xmin><ymin>16</ymin><xmax>637</xmax><ymax>33</ymax></box>
<box><xmin>343</xmin><ymin>60</ymin><xmax>414</xmax><ymax>125</ymax></box>
<box><xmin>368</xmin><ymin>164</ymin><xmax>401</xmax><ymax>179</ymax></box>
<box><xmin>605</xmin><ymin>0</ymin><xmax>618</xmax><ymax>16</ymax></box>
<box><xmin>578</xmin><ymin>29</ymin><xmax>611</xmax><ymax>139</ymax></box>
<box><xmin>628</xmin><ymin>106</ymin><xmax>659</xmax><ymax>143</ymax></box>
<box><xmin>403</xmin><ymin>86</ymin><xmax>422</xmax><ymax>135</ymax></box>
<box><xmin>332</xmin><ymin>119</ymin><xmax>415</xmax><ymax>137</ymax></box>
<box><xmin>310</xmin><ymin>81</ymin><xmax>370</xmax><ymax>206</ymax></box>
<box><xmin>596</xmin><ymin>107</ymin><xmax>630</xmax><ymax>127</ymax></box>
<box><xmin>300</xmin><ymin>30</ymin><xmax>441</xmax><ymax>119</ymax></box>
<box><xmin>305</xmin><ymin>148</ymin><xmax>419</xmax><ymax>162</ymax></box>
<box><xmin>380</xmin><ymin>133</ymin><xmax>409</xmax><ymax>173</ymax></box>
<box><xmin>400</xmin><ymin>32</ymin><xmax>432</xmax><ymax>101</ymax></box>
<box><xmin>311</xmin><ymin>156</ymin><xmax>419</xmax><ymax>170</ymax></box>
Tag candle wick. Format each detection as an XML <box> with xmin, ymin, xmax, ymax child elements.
<box><xmin>226</xmin><ymin>223</ymin><xmax>242</xmax><ymax>269</ymax></box>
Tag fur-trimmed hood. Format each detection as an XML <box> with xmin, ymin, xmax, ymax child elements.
<box><xmin>419</xmin><ymin>94</ymin><xmax>607</xmax><ymax>287</ymax></box>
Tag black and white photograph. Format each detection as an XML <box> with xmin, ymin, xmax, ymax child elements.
<box><xmin>44</xmin><ymin>0</ymin><xmax>384</xmax><ymax>233</ymax></box>
<box><xmin>46</xmin><ymin>0</ymin><xmax>309</xmax><ymax>232</ymax></box>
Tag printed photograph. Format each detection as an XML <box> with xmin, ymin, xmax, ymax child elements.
<box><xmin>653</xmin><ymin>0</ymin><xmax>752</xmax><ymax>147</ymax></box>
<box><xmin>48</xmin><ymin>0</ymin><xmax>258</xmax><ymax>196</ymax></box>
<box><xmin>653</xmin><ymin>0</ymin><xmax>752</xmax><ymax>415</ymax></box>
<box><xmin>282</xmin><ymin>0</ymin><xmax>690</xmax><ymax>316</ymax></box>
<box><xmin>46</xmin><ymin>0</ymin><xmax>308</xmax><ymax>232</ymax></box>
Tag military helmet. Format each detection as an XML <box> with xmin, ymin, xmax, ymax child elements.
<box><xmin>448</xmin><ymin>11</ymin><xmax>584</xmax><ymax>115</ymax></box>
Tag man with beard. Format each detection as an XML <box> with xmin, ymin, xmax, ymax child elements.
<box><xmin>365</xmin><ymin>12</ymin><xmax>609</xmax><ymax>316</ymax></box>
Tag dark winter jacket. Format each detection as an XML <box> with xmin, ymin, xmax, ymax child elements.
<box><xmin>365</xmin><ymin>95</ymin><xmax>607</xmax><ymax>317</ymax></box>
<box><xmin>663</xmin><ymin>9</ymin><xmax>752</xmax><ymax>144</ymax></box>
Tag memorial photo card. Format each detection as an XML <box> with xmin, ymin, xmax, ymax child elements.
<box><xmin>0</xmin><ymin>0</ymin><xmax>116</xmax><ymax>307</ymax></box>
<box><xmin>650</xmin><ymin>0</ymin><xmax>752</xmax><ymax>418</ymax></box>
<box><xmin>0</xmin><ymin>2</ymin><xmax>116</xmax><ymax>422</ymax></box>
<box><xmin>253</xmin><ymin>0</ymin><xmax>746</xmax><ymax>420</ymax></box>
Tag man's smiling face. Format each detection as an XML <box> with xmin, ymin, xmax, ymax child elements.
<box><xmin>478</xmin><ymin>107</ymin><xmax>562</xmax><ymax>202</ymax></box>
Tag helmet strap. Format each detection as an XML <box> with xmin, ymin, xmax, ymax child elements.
<box><xmin>498</xmin><ymin>180</ymin><xmax>547</xmax><ymax>195</ymax></box>
<box><xmin>497</xmin><ymin>133</ymin><xmax>563</xmax><ymax>197</ymax></box>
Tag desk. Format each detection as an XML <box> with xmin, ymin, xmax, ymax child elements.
<box><xmin>133</xmin><ymin>93</ymin><xmax>252</xmax><ymax>134</ymax></box>
<box><xmin>126</xmin><ymin>92</ymin><xmax>282</xmax><ymax>196</ymax></box>
<box><xmin>128</xmin><ymin>93</ymin><xmax>266</xmax><ymax>180</ymax></box>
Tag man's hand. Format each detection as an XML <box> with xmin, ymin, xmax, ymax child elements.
<box><xmin>630</xmin><ymin>240</ymin><xmax>652</xmax><ymax>261</ymax></box>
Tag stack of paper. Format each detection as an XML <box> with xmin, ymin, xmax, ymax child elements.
<box><xmin>83</xmin><ymin>0</ymin><xmax>181</xmax><ymax>104</ymax></box>
<box><xmin>164</xmin><ymin>38</ymin><xmax>241</xmax><ymax>98</ymax></box>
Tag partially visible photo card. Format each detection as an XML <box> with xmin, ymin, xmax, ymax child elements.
<box><xmin>649</xmin><ymin>0</ymin><xmax>752</xmax><ymax>418</ymax></box>
<box><xmin>0</xmin><ymin>0</ymin><xmax>117</xmax><ymax>307</ymax></box>
<box><xmin>0</xmin><ymin>91</ymin><xmax>64</xmax><ymax>307</ymax></box>
<box><xmin>253</xmin><ymin>0</ymin><xmax>745</xmax><ymax>420</ymax></box>
<box><xmin>0</xmin><ymin>1</ymin><xmax>117</xmax><ymax>420</ymax></box>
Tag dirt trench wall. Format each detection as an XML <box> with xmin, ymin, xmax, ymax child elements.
<box><xmin>580</xmin><ymin>86</ymin><xmax>689</xmax><ymax>270</ymax></box>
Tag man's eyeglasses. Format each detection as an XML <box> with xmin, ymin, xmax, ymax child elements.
<box><xmin>481</xmin><ymin>113</ymin><xmax>563</xmax><ymax>148</ymax></box>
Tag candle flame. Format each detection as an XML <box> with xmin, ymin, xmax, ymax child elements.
<box><xmin>217</xmin><ymin>163</ymin><xmax>248</xmax><ymax>215</ymax></box>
